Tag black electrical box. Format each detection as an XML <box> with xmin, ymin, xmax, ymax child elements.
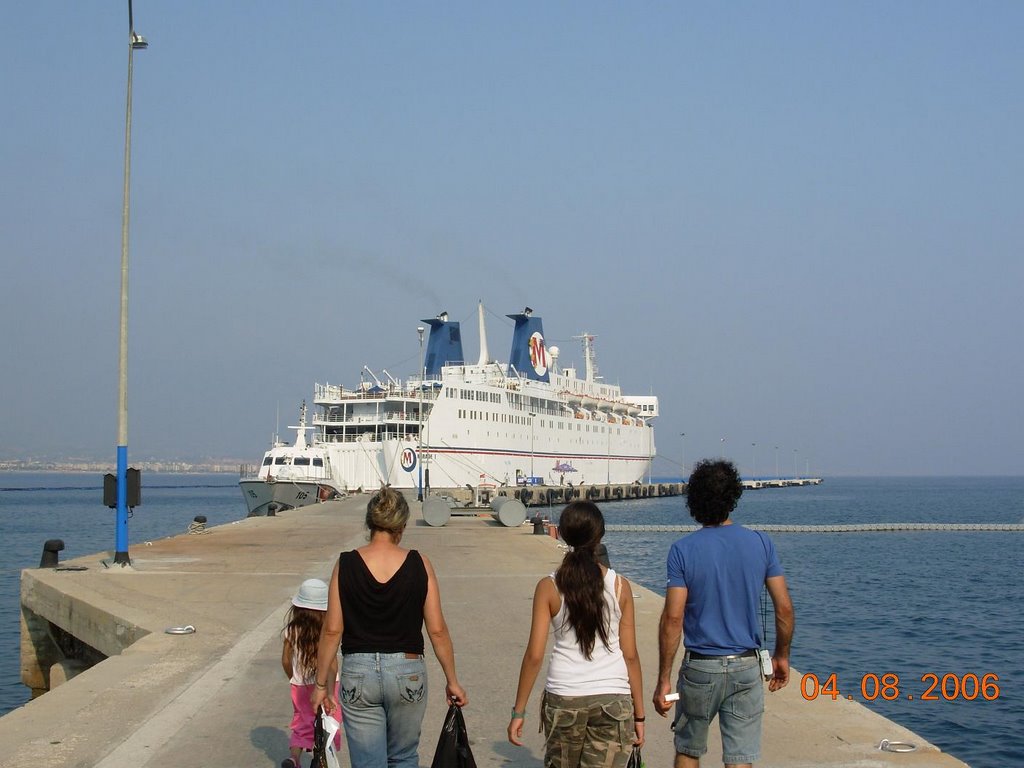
<box><xmin>103</xmin><ymin>468</ymin><xmax>142</xmax><ymax>508</ymax></box>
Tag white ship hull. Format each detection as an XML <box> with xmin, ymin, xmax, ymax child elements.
<box><xmin>240</xmin><ymin>305</ymin><xmax>657</xmax><ymax>512</ymax></box>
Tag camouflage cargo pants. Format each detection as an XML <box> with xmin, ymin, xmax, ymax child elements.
<box><xmin>540</xmin><ymin>690</ymin><xmax>634</xmax><ymax>768</ymax></box>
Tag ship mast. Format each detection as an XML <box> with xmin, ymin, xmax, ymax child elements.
<box><xmin>476</xmin><ymin>300</ymin><xmax>489</xmax><ymax>366</ymax></box>
<box><xmin>288</xmin><ymin>401</ymin><xmax>310</xmax><ymax>449</ymax></box>
<box><xmin>574</xmin><ymin>333</ymin><xmax>601</xmax><ymax>383</ymax></box>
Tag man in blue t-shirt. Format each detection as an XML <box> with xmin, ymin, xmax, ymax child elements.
<box><xmin>653</xmin><ymin>460</ymin><xmax>794</xmax><ymax>768</ymax></box>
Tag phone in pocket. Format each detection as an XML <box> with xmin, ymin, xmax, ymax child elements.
<box><xmin>758</xmin><ymin>650</ymin><xmax>773</xmax><ymax>678</ymax></box>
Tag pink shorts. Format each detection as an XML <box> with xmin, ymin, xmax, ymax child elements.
<box><xmin>290</xmin><ymin>682</ymin><xmax>342</xmax><ymax>750</ymax></box>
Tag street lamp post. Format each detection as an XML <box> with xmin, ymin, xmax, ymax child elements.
<box><xmin>774</xmin><ymin>445</ymin><xmax>779</xmax><ymax>480</ymax></box>
<box><xmin>679</xmin><ymin>432</ymin><xmax>686</xmax><ymax>481</ymax></box>
<box><xmin>751</xmin><ymin>443</ymin><xmax>756</xmax><ymax>481</ymax></box>
<box><xmin>417</xmin><ymin>326</ymin><xmax>425</xmax><ymax>501</ymax></box>
<box><xmin>606</xmin><ymin>423</ymin><xmax>611</xmax><ymax>485</ymax></box>
<box><xmin>528</xmin><ymin>412</ymin><xmax>537</xmax><ymax>482</ymax></box>
<box><xmin>113</xmin><ymin>0</ymin><xmax>148</xmax><ymax>567</ymax></box>
<box><xmin>793</xmin><ymin>449</ymin><xmax>798</xmax><ymax>480</ymax></box>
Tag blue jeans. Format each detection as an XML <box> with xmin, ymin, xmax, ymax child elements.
<box><xmin>673</xmin><ymin>655</ymin><xmax>764</xmax><ymax>765</ymax></box>
<box><xmin>340</xmin><ymin>652</ymin><xmax>428</xmax><ymax>768</ymax></box>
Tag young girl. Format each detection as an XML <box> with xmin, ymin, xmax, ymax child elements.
<box><xmin>281</xmin><ymin>578</ymin><xmax>340</xmax><ymax>768</ymax></box>
<box><xmin>508</xmin><ymin>500</ymin><xmax>645</xmax><ymax>768</ymax></box>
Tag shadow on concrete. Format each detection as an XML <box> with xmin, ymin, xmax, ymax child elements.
<box><xmin>251</xmin><ymin>725</ymin><xmax>289</xmax><ymax>764</ymax></box>
<box><xmin>490</xmin><ymin>739</ymin><xmax>543</xmax><ymax>768</ymax></box>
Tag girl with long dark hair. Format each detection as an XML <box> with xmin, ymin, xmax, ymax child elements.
<box><xmin>508</xmin><ymin>500</ymin><xmax>644</xmax><ymax>768</ymax></box>
<box><xmin>281</xmin><ymin>579</ymin><xmax>339</xmax><ymax>768</ymax></box>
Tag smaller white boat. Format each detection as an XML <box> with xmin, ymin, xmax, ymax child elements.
<box><xmin>238</xmin><ymin>402</ymin><xmax>343</xmax><ymax>516</ymax></box>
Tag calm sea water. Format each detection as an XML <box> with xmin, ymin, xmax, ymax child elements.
<box><xmin>2</xmin><ymin>474</ymin><xmax>1021</xmax><ymax>767</ymax></box>
<box><xmin>0</xmin><ymin>472</ymin><xmax>243</xmax><ymax>716</ymax></box>
<box><xmin>601</xmin><ymin>476</ymin><xmax>1024</xmax><ymax>768</ymax></box>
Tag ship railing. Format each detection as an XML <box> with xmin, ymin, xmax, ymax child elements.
<box><xmin>317</xmin><ymin>411</ymin><xmax>424</xmax><ymax>425</ymax></box>
<box><xmin>319</xmin><ymin>432</ymin><xmax>415</xmax><ymax>444</ymax></box>
<box><xmin>314</xmin><ymin>384</ymin><xmax>440</xmax><ymax>404</ymax></box>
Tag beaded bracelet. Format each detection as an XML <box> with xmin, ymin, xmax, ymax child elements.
<box><xmin>314</xmin><ymin>681</ymin><xmax>327</xmax><ymax>690</ymax></box>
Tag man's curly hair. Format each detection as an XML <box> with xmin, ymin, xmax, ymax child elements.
<box><xmin>686</xmin><ymin>459</ymin><xmax>743</xmax><ymax>525</ymax></box>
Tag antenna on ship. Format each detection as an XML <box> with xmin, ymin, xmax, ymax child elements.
<box><xmin>477</xmin><ymin>300</ymin><xmax>489</xmax><ymax>366</ymax></box>
<box><xmin>574</xmin><ymin>333</ymin><xmax>601</xmax><ymax>383</ymax></box>
<box><xmin>289</xmin><ymin>401</ymin><xmax>310</xmax><ymax>449</ymax></box>
<box><xmin>274</xmin><ymin>400</ymin><xmax>280</xmax><ymax>445</ymax></box>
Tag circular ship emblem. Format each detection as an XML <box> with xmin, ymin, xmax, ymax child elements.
<box><xmin>529</xmin><ymin>332</ymin><xmax>548</xmax><ymax>376</ymax></box>
<box><xmin>400</xmin><ymin>448</ymin><xmax>417</xmax><ymax>472</ymax></box>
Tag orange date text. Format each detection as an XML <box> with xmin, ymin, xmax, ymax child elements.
<box><xmin>800</xmin><ymin>672</ymin><xmax>1000</xmax><ymax>702</ymax></box>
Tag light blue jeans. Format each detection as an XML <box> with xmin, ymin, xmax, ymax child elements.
<box><xmin>673</xmin><ymin>655</ymin><xmax>764</xmax><ymax>765</ymax></box>
<box><xmin>340</xmin><ymin>652</ymin><xmax>428</xmax><ymax>768</ymax></box>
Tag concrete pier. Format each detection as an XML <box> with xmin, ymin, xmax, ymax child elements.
<box><xmin>1</xmin><ymin>494</ymin><xmax>968</xmax><ymax>767</ymax></box>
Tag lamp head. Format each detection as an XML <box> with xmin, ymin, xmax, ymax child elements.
<box><xmin>131</xmin><ymin>32</ymin><xmax>148</xmax><ymax>50</ymax></box>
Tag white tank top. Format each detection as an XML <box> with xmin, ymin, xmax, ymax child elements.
<box><xmin>545</xmin><ymin>568</ymin><xmax>631</xmax><ymax>696</ymax></box>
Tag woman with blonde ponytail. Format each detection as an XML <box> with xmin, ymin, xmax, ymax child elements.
<box><xmin>313</xmin><ymin>486</ymin><xmax>467</xmax><ymax>768</ymax></box>
<box><xmin>508</xmin><ymin>501</ymin><xmax>645</xmax><ymax>768</ymax></box>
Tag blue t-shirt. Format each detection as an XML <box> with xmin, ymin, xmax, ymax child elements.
<box><xmin>666</xmin><ymin>524</ymin><xmax>783</xmax><ymax>655</ymax></box>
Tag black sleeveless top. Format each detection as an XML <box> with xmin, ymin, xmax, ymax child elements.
<box><xmin>338</xmin><ymin>549</ymin><xmax>427</xmax><ymax>655</ymax></box>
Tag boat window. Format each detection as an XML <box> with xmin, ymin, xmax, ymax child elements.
<box><xmin>275</xmin><ymin>456</ymin><xmax>289</xmax><ymax>465</ymax></box>
<box><xmin>293</xmin><ymin>457</ymin><xmax>311</xmax><ymax>466</ymax></box>
<box><xmin>313</xmin><ymin>458</ymin><xmax>324</xmax><ymax>467</ymax></box>
<box><xmin>262</xmin><ymin>456</ymin><xmax>273</xmax><ymax>466</ymax></box>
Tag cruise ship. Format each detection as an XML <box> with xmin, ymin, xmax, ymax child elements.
<box><xmin>240</xmin><ymin>304</ymin><xmax>658</xmax><ymax>515</ymax></box>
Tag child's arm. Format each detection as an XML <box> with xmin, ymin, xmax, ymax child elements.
<box><xmin>281</xmin><ymin>636</ymin><xmax>293</xmax><ymax>679</ymax></box>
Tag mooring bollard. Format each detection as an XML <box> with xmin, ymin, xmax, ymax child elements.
<box><xmin>492</xmin><ymin>497</ymin><xmax>527</xmax><ymax>527</ymax></box>
<box><xmin>39</xmin><ymin>539</ymin><xmax>65</xmax><ymax>568</ymax></box>
<box><xmin>531</xmin><ymin>514</ymin><xmax>547</xmax><ymax>535</ymax></box>
<box><xmin>422</xmin><ymin>497</ymin><xmax>452</xmax><ymax>527</ymax></box>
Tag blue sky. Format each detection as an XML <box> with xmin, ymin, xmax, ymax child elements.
<box><xmin>2</xmin><ymin>2</ymin><xmax>1021</xmax><ymax>476</ymax></box>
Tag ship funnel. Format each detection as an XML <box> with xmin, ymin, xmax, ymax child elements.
<box><xmin>422</xmin><ymin>312</ymin><xmax>464</xmax><ymax>377</ymax></box>
<box><xmin>507</xmin><ymin>308</ymin><xmax>550</xmax><ymax>382</ymax></box>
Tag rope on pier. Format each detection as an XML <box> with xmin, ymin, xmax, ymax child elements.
<box><xmin>605</xmin><ymin>523</ymin><xmax>1024</xmax><ymax>533</ymax></box>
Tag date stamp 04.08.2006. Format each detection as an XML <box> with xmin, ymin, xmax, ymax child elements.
<box><xmin>800</xmin><ymin>672</ymin><xmax>1001</xmax><ymax>703</ymax></box>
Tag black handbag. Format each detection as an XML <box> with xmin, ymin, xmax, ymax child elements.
<box><xmin>310</xmin><ymin>706</ymin><xmax>341</xmax><ymax>768</ymax></box>
<box><xmin>625</xmin><ymin>744</ymin><xmax>643</xmax><ymax>768</ymax></box>
<box><xmin>430</xmin><ymin>704</ymin><xmax>478</xmax><ymax>768</ymax></box>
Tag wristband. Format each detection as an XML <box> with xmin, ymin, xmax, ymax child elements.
<box><xmin>511</xmin><ymin>708</ymin><xmax>526</xmax><ymax>719</ymax></box>
<box><xmin>634</xmin><ymin>716</ymin><xmax>646</xmax><ymax>722</ymax></box>
<box><xmin>314</xmin><ymin>681</ymin><xmax>327</xmax><ymax>690</ymax></box>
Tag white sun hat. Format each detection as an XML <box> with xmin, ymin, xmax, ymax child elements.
<box><xmin>292</xmin><ymin>578</ymin><xmax>329</xmax><ymax>611</ymax></box>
